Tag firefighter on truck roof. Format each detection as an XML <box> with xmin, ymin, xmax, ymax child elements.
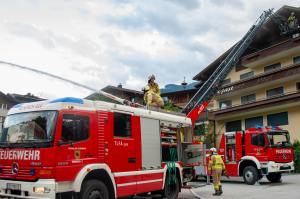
<box><xmin>208</xmin><ymin>147</ymin><xmax>227</xmax><ymax>196</ymax></box>
<box><xmin>142</xmin><ymin>86</ymin><xmax>164</xmax><ymax>108</ymax></box>
<box><xmin>147</xmin><ymin>74</ymin><xmax>161</xmax><ymax>96</ymax></box>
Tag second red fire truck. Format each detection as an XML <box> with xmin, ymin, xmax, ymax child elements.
<box><xmin>194</xmin><ymin>125</ymin><xmax>294</xmax><ymax>185</ymax></box>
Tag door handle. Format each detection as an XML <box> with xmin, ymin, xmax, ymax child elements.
<box><xmin>128</xmin><ymin>158</ymin><xmax>136</xmax><ymax>163</ymax></box>
<box><xmin>85</xmin><ymin>154</ymin><xmax>93</xmax><ymax>157</ymax></box>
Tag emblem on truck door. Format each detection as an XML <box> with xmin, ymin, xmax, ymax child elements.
<box><xmin>12</xmin><ymin>162</ymin><xmax>19</xmax><ymax>174</ymax></box>
<box><xmin>75</xmin><ymin>151</ymin><xmax>80</xmax><ymax>159</ymax></box>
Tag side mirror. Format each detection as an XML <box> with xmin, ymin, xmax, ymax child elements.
<box><xmin>264</xmin><ymin>145</ymin><xmax>267</xmax><ymax>152</ymax></box>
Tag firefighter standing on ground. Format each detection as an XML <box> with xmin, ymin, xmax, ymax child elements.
<box><xmin>208</xmin><ymin>148</ymin><xmax>227</xmax><ymax>196</ymax></box>
<box><xmin>142</xmin><ymin>86</ymin><xmax>164</xmax><ymax>107</ymax></box>
<box><xmin>147</xmin><ymin>74</ymin><xmax>161</xmax><ymax>96</ymax></box>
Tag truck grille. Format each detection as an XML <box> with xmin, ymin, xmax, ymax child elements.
<box><xmin>0</xmin><ymin>166</ymin><xmax>38</xmax><ymax>181</ymax></box>
<box><xmin>274</xmin><ymin>154</ymin><xmax>293</xmax><ymax>163</ymax></box>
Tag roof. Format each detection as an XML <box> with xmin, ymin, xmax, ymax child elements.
<box><xmin>193</xmin><ymin>5</ymin><xmax>300</xmax><ymax>82</ymax></box>
<box><xmin>102</xmin><ymin>85</ymin><xmax>143</xmax><ymax>95</ymax></box>
<box><xmin>161</xmin><ymin>88</ymin><xmax>198</xmax><ymax>96</ymax></box>
<box><xmin>8</xmin><ymin>93</ymin><xmax>45</xmax><ymax>103</ymax></box>
<box><xmin>0</xmin><ymin>91</ymin><xmax>18</xmax><ymax>104</ymax></box>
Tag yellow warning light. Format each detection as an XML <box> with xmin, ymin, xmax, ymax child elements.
<box><xmin>68</xmin><ymin>106</ymin><xmax>74</xmax><ymax>109</ymax></box>
<box><xmin>250</xmin><ymin>158</ymin><xmax>252</xmax><ymax>161</ymax></box>
<box><xmin>87</xmin><ymin>168</ymin><xmax>90</xmax><ymax>172</ymax></box>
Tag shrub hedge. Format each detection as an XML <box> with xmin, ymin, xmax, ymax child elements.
<box><xmin>292</xmin><ymin>139</ymin><xmax>300</xmax><ymax>173</ymax></box>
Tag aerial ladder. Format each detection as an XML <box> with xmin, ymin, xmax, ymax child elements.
<box><xmin>181</xmin><ymin>9</ymin><xmax>274</xmax><ymax>124</ymax></box>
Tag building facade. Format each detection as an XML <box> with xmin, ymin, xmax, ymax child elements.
<box><xmin>193</xmin><ymin>5</ymin><xmax>300</xmax><ymax>144</ymax></box>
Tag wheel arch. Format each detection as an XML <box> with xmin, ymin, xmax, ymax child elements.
<box><xmin>162</xmin><ymin>163</ymin><xmax>183</xmax><ymax>192</ymax></box>
<box><xmin>72</xmin><ymin>164</ymin><xmax>116</xmax><ymax>199</ymax></box>
<box><xmin>238</xmin><ymin>157</ymin><xmax>260</xmax><ymax>176</ymax></box>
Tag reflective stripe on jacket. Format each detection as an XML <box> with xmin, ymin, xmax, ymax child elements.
<box><xmin>208</xmin><ymin>154</ymin><xmax>226</xmax><ymax>171</ymax></box>
<box><xmin>147</xmin><ymin>82</ymin><xmax>161</xmax><ymax>95</ymax></box>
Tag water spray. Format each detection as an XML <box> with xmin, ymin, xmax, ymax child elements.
<box><xmin>0</xmin><ymin>61</ymin><xmax>142</xmax><ymax>107</ymax></box>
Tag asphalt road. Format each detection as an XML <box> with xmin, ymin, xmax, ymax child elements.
<box><xmin>125</xmin><ymin>173</ymin><xmax>300</xmax><ymax>199</ymax></box>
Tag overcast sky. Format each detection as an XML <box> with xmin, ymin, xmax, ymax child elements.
<box><xmin>0</xmin><ymin>0</ymin><xmax>299</xmax><ymax>100</ymax></box>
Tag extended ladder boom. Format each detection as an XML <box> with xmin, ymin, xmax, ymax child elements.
<box><xmin>181</xmin><ymin>9</ymin><xmax>274</xmax><ymax>124</ymax></box>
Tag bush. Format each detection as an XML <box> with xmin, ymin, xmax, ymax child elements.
<box><xmin>292</xmin><ymin>139</ymin><xmax>300</xmax><ymax>173</ymax></box>
<box><xmin>293</xmin><ymin>149</ymin><xmax>300</xmax><ymax>173</ymax></box>
<box><xmin>164</xmin><ymin>102</ymin><xmax>181</xmax><ymax>112</ymax></box>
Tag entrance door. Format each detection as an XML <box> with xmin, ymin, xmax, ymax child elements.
<box><xmin>248</xmin><ymin>133</ymin><xmax>269</xmax><ymax>162</ymax></box>
<box><xmin>111</xmin><ymin>112</ymin><xmax>136</xmax><ymax>172</ymax></box>
<box><xmin>56</xmin><ymin>112</ymin><xmax>95</xmax><ymax>182</ymax></box>
<box><xmin>111</xmin><ymin>112</ymin><xmax>137</xmax><ymax>197</ymax></box>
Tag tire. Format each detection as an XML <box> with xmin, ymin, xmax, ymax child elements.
<box><xmin>243</xmin><ymin>166</ymin><xmax>259</xmax><ymax>185</ymax></box>
<box><xmin>266</xmin><ymin>173</ymin><xmax>282</xmax><ymax>183</ymax></box>
<box><xmin>161</xmin><ymin>174</ymin><xmax>179</xmax><ymax>199</ymax></box>
<box><xmin>79</xmin><ymin>180</ymin><xmax>109</xmax><ymax>199</ymax></box>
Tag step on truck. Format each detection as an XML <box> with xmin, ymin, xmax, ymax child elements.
<box><xmin>0</xmin><ymin>97</ymin><xmax>205</xmax><ymax>199</ymax></box>
<box><xmin>195</xmin><ymin>125</ymin><xmax>294</xmax><ymax>184</ymax></box>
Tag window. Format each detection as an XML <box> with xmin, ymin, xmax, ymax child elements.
<box><xmin>266</xmin><ymin>87</ymin><xmax>283</xmax><ymax>97</ymax></box>
<box><xmin>297</xmin><ymin>82</ymin><xmax>300</xmax><ymax>90</ymax></box>
<box><xmin>223</xmin><ymin>78</ymin><xmax>231</xmax><ymax>85</ymax></box>
<box><xmin>114</xmin><ymin>113</ymin><xmax>131</xmax><ymax>138</ymax></box>
<box><xmin>241</xmin><ymin>94</ymin><xmax>256</xmax><ymax>103</ymax></box>
<box><xmin>245</xmin><ymin>116</ymin><xmax>263</xmax><ymax>130</ymax></box>
<box><xmin>251</xmin><ymin>134</ymin><xmax>266</xmax><ymax>147</ymax></box>
<box><xmin>226</xmin><ymin>120</ymin><xmax>242</xmax><ymax>132</ymax></box>
<box><xmin>240</xmin><ymin>71</ymin><xmax>254</xmax><ymax>80</ymax></box>
<box><xmin>264</xmin><ymin>63</ymin><xmax>281</xmax><ymax>72</ymax></box>
<box><xmin>267</xmin><ymin>112</ymin><xmax>288</xmax><ymax>126</ymax></box>
<box><xmin>293</xmin><ymin>56</ymin><xmax>300</xmax><ymax>63</ymax></box>
<box><xmin>219</xmin><ymin>100</ymin><xmax>232</xmax><ymax>109</ymax></box>
<box><xmin>61</xmin><ymin>114</ymin><xmax>90</xmax><ymax>143</ymax></box>
<box><xmin>0</xmin><ymin>104</ymin><xmax>7</xmax><ymax>110</ymax></box>
<box><xmin>130</xmin><ymin>96</ymin><xmax>138</xmax><ymax>102</ymax></box>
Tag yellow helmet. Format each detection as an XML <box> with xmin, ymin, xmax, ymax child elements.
<box><xmin>210</xmin><ymin>148</ymin><xmax>217</xmax><ymax>152</ymax></box>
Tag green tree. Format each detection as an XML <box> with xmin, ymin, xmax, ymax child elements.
<box><xmin>194</xmin><ymin>118</ymin><xmax>225</xmax><ymax>145</ymax></box>
<box><xmin>164</xmin><ymin>102</ymin><xmax>181</xmax><ymax>112</ymax></box>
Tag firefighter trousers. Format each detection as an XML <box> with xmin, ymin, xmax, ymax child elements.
<box><xmin>212</xmin><ymin>168</ymin><xmax>222</xmax><ymax>190</ymax></box>
<box><xmin>149</xmin><ymin>100</ymin><xmax>164</xmax><ymax>107</ymax></box>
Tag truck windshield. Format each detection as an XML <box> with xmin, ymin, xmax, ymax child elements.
<box><xmin>267</xmin><ymin>131</ymin><xmax>291</xmax><ymax>148</ymax></box>
<box><xmin>0</xmin><ymin>111</ymin><xmax>58</xmax><ymax>149</ymax></box>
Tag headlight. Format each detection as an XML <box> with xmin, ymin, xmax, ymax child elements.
<box><xmin>33</xmin><ymin>187</ymin><xmax>51</xmax><ymax>194</ymax></box>
<box><xmin>271</xmin><ymin>164</ymin><xmax>279</xmax><ymax>169</ymax></box>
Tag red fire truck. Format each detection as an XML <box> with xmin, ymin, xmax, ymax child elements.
<box><xmin>194</xmin><ymin>125</ymin><xmax>294</xmax><ymax>184</ymax></box>
<box><xmin>0</xmin><ymin>98</ymin><xmax>206</xmax><ymax>199</ymax></box>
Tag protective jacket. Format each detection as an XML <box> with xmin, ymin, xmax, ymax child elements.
<box><xmin>147</xmin><ymin>82</ymin><xmax>161</xmax><ymax>96</ymax></box>
<box><xmin>208</xmin><ymin>154</ymin><xmax>226</xmax><ymax>191</ymax></box>
<box><xmin>144</xmin><ymin>91</ymin><xmax>164</xmax><ymax>107</ymax></box>
<box><xmin>288</xmin><ymin>16</ymin><xmax>295</xmax><ymax>22</ymax></box>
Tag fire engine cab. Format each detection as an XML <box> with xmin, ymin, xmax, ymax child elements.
<box><xmin>195</xmin><ymin>125</ymin><xmax>294</xmax><ymax>185</ymax></box>
<box><xmin>0</xmin><ymin>97</ymin><xmax>205</xmax><ymax>199</ymax></box>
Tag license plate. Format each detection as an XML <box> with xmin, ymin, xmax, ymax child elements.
<box><xmin>7</xmin><ymin>183</ymin><xmax>21</xmax><ymax>190</ymax></box>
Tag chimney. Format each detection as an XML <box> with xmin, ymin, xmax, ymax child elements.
<box><xmin>118</xmin><ymin>83</ymin><xmax>122</xmax><ymax>88</ymax></box>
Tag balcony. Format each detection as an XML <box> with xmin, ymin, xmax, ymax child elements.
<box><xmin>215</xmin><ymin>61</ymin><xmax>300</xmax><ymax>99</ymax></box>
<box><xmin>241</xmin><ymin>37</ymin><xmax>300</xmax><ymax>68</ymax></box>
<box><xmin>208</xmin><ymin>89</ymin><xmax>300</xmax><ymax>120</ymax></box>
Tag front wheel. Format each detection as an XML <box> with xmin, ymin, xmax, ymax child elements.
<box><xmin>243</xmin><ymin>166</ymin><xmax>259</xmax><ymax>185</ymax></box>
<box><xmin>161</xmin><ymin>174</ymin><xmax>179</xmax><ymax>199</ymax></box>
<box><xmin>79</xmin><ymin>180</ymin><xmax>109</xmax><ymax>199</ymax></box>
<box><xmin>266</xmin><ymin>173</ymin><xmax>282</xmax><ymax>183</ymax></box>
